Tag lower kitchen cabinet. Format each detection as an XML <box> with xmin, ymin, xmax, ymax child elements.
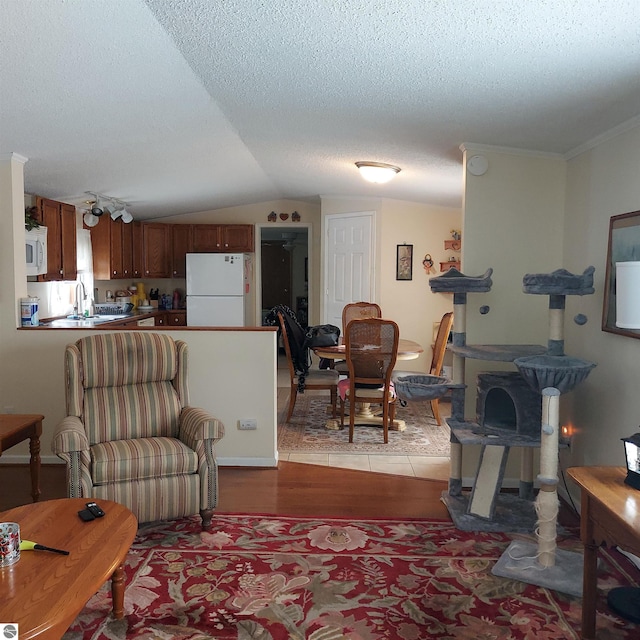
<box><xmin>167</xmin><ymin>311</ymin><xmax>187</xmax><ymax>326</ymax></box>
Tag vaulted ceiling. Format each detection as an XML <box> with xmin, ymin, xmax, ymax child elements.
<box><xmin>1</xmin><ymin>0</ymin><xmax>639</xmax><ymax>220</ymax></box>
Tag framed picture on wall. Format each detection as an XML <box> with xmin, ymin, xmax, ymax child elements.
<box><xmin>603</xmin><ymin>209</ymin><xmax>640</xmax><ymax>338</ymax></box>
<box><xmin>396</xmin><ymin>244</ymin><xmax>413</xmax><ymax>281</ymax></box>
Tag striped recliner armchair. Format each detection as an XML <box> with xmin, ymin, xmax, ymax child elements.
<box><xmin>52</xmin><ymin>332</ymin><xmax>225</xmax><ymax>529</ymax></box>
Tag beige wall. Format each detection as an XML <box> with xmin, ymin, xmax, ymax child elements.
<box><xmin>0</xmin><ymin>157</ymin><xmax>279</xmax><ymax>468</ymax></box>
<box><xmin>320</xmin><ymin>196</ymin><xmax>462</xmax><ymax>373</ymax></box>
<box><xmin>561</xmin><ymin>124</ymin><xmax>640</xmax><ymax>504</ymax></box>
<box><xmin>460</xmin><ymin>132</ymin><xmax>640</xmax><ymax>498</ymax></box>
<box><xmin>458</xmin><ymin>146</ymin><xmax>567</xmax><ymax>482</ymax></box>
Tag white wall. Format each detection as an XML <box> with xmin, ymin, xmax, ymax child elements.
<box><xmin>320</xmin><ymin>196</ymin><xmax>462</xmax><ymax>373</ymax></box>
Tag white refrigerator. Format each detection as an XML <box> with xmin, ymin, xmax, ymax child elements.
<box><xmin>186</xmin><ymin>253</ymin><xmax>249</xmax><ymax>326</ymax></box>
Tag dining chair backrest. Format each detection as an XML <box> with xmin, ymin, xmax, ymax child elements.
<box><xmin>345</xmin><ymin>317</ymin><xmax>399</xmax><ymax>388</ymax></box>
<box><xmin>342</xmin><ymin>302</ymin><xmax>382</xmax><ymax>333</ymax></box>
<box><xmin>430</xmin><ymin>311</ymin><xmax>453</xmax><ymax>376</ymax></box>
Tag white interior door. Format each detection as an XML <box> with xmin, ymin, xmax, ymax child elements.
<box><xmin>324</xmin><ymin>212</ymin><xmax>375</xmax><ymax>330</ymax></box>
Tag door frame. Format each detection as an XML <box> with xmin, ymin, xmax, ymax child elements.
<box><xmin>255</xmin><ymin>223</ymin><xmax>312</xmax><ymax>325</ymax></box>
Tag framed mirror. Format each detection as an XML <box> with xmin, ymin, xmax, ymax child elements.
<box><xmin>602</xmin><ymin>210</ymin><xmax>640</xmax><ymax>338</ymax></box>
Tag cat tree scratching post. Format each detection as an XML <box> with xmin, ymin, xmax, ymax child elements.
<box><xmin>493</xmin><ymin>267</ymin><xmax>596</xmax><ymax>596</ymax></box>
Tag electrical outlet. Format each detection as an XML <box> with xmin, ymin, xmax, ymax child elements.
<box><xmin>238</xmin><ymin>419</ymin><xmax>258</xmax><ymax>430</ymax></box>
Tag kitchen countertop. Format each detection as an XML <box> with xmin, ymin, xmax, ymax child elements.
<box><xmin>28</xmin><ymin>309</ymin><xmax>185</xmax><ymax>329</ymax></box>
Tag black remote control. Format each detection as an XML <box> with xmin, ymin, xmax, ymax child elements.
<box><xmin>86</xmin><ymin>502</ymin><xmax>105</xmax><ymax>517</ymax></box>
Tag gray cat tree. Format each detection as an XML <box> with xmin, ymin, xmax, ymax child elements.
<box><xmin>429</xmin><ymin>266</ymin><xmax>596</xmax><ymax>595</ymax></box>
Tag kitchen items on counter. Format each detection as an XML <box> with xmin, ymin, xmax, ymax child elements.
<box><xmin>20</xmin><ymin>296</ymin><xmax>39</xmax><ymax>326</ymax></box>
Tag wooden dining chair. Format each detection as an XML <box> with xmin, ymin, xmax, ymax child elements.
<box><xmin>339</xmin><ymin>318</ymin><xmax>400</xmax><ymax>444</ymax></box>
<box><xmin>429</xmin><ymin>311</ymin><xmax>454</xmax><ymax>425</ymax></box>
<box><xmin>332</xmin><ymin>302</ymin><xmax>383</xmax><ymax>374</ymax></box>
<box><xmin>277</xmin><ymin>312</ymin><xmax>339</xmax><ymax>422</ymax></box>
<box><xmin>342</xmin><ymin>301</ymin><xmax>382</xmax><ymax>330</ymax></box>
<box><xmin>391</xmin><ymin>311</ymin><xmax>453</xmax><ymax>425</ymax></box>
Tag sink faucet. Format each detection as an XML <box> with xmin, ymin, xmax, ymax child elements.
<box><xmin>74</xmin><ymin>281</ymin><xmax>87</xmax><ymax>317</ymax></box>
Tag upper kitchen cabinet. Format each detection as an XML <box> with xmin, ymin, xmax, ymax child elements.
<box><xmin>170</xmin><ymin>224</ymin><xmax>193</xmax><ymax>278</ymax></box>
<box><xmin>143</xmin><ymin>223</ymin><xmax>171</xmax><ymax>278</ymax></box>
<box><xmin>89</xmin><ymin>215</ymin><xmax>137</xmax><ymax>280</ymax></box>
<box><xmin>192</xmin><ymin>224</ymin><xmax>254</xmax><ymax>253</ymax></box>
<box><xmin>131</xmin><ymin>221</ymin><xmax>144</xmax><ymax>279</ymax></box>
<box><xmin>35</xmin><ymin>196</ymin><xmax>77</xmax><ymax>281</ymax></box>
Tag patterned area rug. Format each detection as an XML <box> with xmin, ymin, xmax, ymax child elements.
<box><xmin>64</xmin><ymin>514</ymin><xmax>639</xmax><ymax>639</ymax></box>
<box><xmin>278</xmin><ymin>396</ymin><xmax>451</xmax><ymax>455</ymax></box>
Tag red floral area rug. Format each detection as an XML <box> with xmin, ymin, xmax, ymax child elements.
<box><xmin>64</xmin><ymin>514</ymin><xmax>639</xmax><ymax>639</ymax></box>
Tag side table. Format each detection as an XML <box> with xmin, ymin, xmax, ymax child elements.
<box><xmin>567</xmin><ymin>466</ymin><xmax>640</xmax><ymax>639</ymax></box>
<box><xmin>0</xmin><ymin>414</ymin><xmax>44</xmax><ymax>502</ymax></box>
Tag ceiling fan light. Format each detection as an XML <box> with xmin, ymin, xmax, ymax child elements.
<box><xmin>355</xmin><ymin>161</ymin><xmax>401</xmax><ymax>184</ymax></box>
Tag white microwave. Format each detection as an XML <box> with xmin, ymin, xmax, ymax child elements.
<box><xmin>25</xmin><ymin>227</ymin><xmax>48</xmax><ymax>276</ymax></box>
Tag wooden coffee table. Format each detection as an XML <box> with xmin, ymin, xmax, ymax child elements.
<box><xmin>0</xmin><ymin>498</ymin><xmax>137</xmax><ymax>639</ymax></box>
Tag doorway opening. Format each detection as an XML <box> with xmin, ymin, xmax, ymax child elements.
<box><xmin>257</xmin><ymin>224</ymin><xmax>310</xmax><ymax>327</ymax></box>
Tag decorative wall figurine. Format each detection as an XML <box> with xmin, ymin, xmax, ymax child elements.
<box><xmin>279</xmin><ymin>213</ymin><xmax>289</xmax><ymax>221</ymax></box>
<box><xmin>268</xmin><ymin>211</ymin><xmax>277</xmax><ymax>222</ymax></box>
<box><xmin>292</xmin><ymin>211</ymin><xmax>301</xmax><ymax>222</ymax></box>
<box><xmin>422</xmin><ymin>253</ymin><xmax>434</xmax><ymax>274</ymax></box>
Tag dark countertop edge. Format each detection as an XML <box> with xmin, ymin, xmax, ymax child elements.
<box><xmin>20</xmin><ymin>324</ymin><xmax>277</xmax><ymax>331</ymax></box>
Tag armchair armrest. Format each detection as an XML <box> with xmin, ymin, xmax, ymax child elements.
<box><xmin>179</xmin><ymin>407</ymin><xmax>225</xmax><ymax>449</ymax></box>
<box><xmin>52</xmin><ymin>416</ymin><xmax>90</xmax><ymax>455</ymax></box>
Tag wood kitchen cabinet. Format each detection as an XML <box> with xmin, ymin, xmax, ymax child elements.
<box><xmin>143</xmin><ymin>223</ymin><xmax>171</xmax><ymax>278</ymax></box>
<box><xmin>166</xmin><ymin>311</ymin><xmax>187</xmax><ymax>326</ymax></box>
<box><xmin>131</xmin><ymin>221</ymin><xmax>144</xmax><ymax>279</ymax></box>
<box><xmin>170</xmin><ymin>225</ymin><xmax>193</xmax><ymax>277</ymax></box>
<box><xmin>35</xmin><ymin>197</ymin><xmax>77</xmax><ymax>281</ymax></box>
<box><xmin>192</xmin><ymin>224</ymin><xmax>254</xmax><ymax>253</ymax></box>
<box><xmin>89</xmin><ymin>215</ymin><xmax>136</xmax><ymax>280</ymax></box>
<box><xmin>89</xmin><ymin>220</ymin><xmax>253</xmax><ymax>280</ymax></box>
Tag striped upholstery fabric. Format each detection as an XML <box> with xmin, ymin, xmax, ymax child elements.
<box><xmin>91</xmin><ymin>437</ymin><xmax>198</xmax><ymax>485</ymax></box>
<box><xmin>52</xmin><ymin>332</ymin><xmax>224</xmax><ymax>527</ymax></box>
<box><xmin>78</xmin><ymin>332</ymin><xmax>178</xmax><ymax>389</ymax></box>
<box><xmin>83</xmin><ymin>381</ymin><xmax>181</xmax><ymax>444</ymax></box>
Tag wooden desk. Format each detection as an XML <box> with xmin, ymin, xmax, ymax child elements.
<box><xmin>0</xmin><ymin>414</ymin><xmax>43</xmax><ymax>502</ymax></box>
<box><xmin>567</xmin><ymin>466</ymin><xmax>640</xmax><ymax>639</ymax></box>
<box><xmin>0</xmin><ymin>498</ymin><xmax>137</xmax><ymax>639</ymax></box>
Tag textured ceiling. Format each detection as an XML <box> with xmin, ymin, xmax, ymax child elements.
<box><xmin>1</xmin><ymin>0</ymin><xmax>639</xmax><ymax>219</ymax></box>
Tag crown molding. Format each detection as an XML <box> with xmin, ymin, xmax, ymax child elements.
<box><xmin>459</xmin><ymin>142</ymin><xmax>562</xmax><ymax>159</ymax></box>
<box><xmin>564</xmin><ymin>114</ymin><xmax>640</xmax><ymax>160</ymax></box>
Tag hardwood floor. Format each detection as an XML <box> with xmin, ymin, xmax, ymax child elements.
<box><xmin>0</xmin><ymin>463</ymin><xmax>579</xmax><ymax>527</ymax></box>
<box><xmin>0</xmin><ymin>462</ymin><xmax>451</xmax><ymax>519</ymax></box>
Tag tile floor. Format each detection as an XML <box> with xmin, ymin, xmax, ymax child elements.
<box><xmin>277</xmin><ymin>357</ymin><xmax>451</xmax><ymax>481</ymax></box>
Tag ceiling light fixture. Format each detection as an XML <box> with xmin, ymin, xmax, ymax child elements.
<box><xmin>88</xmin><ymin>193</ymin><xmax>104</xmax><ymax>217</ymax></box>
<box><xmin>355</xmin><ymin>161</ymin><xmax>401</xmax><ymax>184</ymax></box>
<box><xmin>84</xmin><ymin>192</ymin><xmax>134</xmax><ymax>225</ymax></box>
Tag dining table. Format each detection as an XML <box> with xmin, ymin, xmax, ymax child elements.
<box><xmin>312</xmin><ymin>338</ymin><xmax>424</xmax><ymax>431</ymax></box>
